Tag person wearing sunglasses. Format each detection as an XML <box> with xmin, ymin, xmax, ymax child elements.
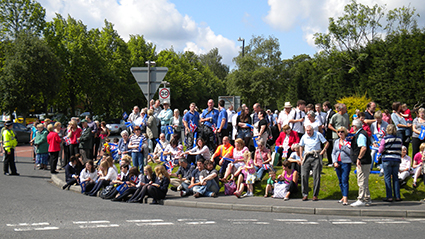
<box><xmin>331</xmin><ymin>127</ymin><xmax>352</xmax><ymax>205</ymax></box>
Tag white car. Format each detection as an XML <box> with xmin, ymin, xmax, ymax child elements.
<box><xmin>106</xmin><ymin>119</ymin><xmax>126</xmax><ymax>135</ymax></box>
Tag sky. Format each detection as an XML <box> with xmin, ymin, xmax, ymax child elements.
<box><xmin>37</xmin><ymin>0</ymin><xmax>425</xmax><ymax>67</ymax></box>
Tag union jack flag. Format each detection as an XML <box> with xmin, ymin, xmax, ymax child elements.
<box><xmin>164</xmin><ymin>160</ymin><xmax>174</xmax><ymax>173</ymax></box>
<box><xmin>109</xmin><ymin>143</ymin><xmax>119</xmax><ymax>160</ymax></box>
<box><xmin>263</xmin><ymin>164</ymin><xmax>271</xmax><ymax>171</ymax></box>
<box><xmin>211</xmin><ymin>124</ymin><xmax>217</xmax><ymax>133</ymax></box>
<box><xmin>343</xmin><ymin>140</ymin><xmax>351</xmax><ymax>148</ymax></box>
<box><xmin>189</xmin><ymin>121</ymin><xmax>197</xmax><ymax>133</ymax></box>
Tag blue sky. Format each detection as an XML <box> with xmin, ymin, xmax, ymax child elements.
<box><xmin>38</xmin><ymin>0</ymin><xmax>425</xmax><ymax>67</ymax></box>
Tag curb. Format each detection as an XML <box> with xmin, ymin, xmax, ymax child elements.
<box><xmin>51</xmin><ymin>174</ymin><xmax>425</xmax><ymax>218</ymax></box>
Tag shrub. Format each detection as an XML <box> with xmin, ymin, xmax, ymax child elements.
<box><xmin>337</xmin><ymin>93</ymin><xmax>377</xmax><ymax>120</ymax></box>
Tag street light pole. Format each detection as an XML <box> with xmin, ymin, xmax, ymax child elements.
<box><xmin>237</xmin><ymin>37</ymin><xmax>245</xmax><ymax>57</ymax></box>
<box><xmin>145</xmin><ymin>60</ymin><xmax>156</xmax><ymax>108</ymax></box>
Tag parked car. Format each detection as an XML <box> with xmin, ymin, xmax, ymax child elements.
<box><xmin>106</xmin><ymin>119</ymin><xmax>126</xmax><ymax>135</ymax></box>
<box><xmin>0</xmin><ymin>122</ymin><xmax>31</xmax><ymax>144</ymax></box>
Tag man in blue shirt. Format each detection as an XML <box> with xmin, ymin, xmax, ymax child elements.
<box><xmin>158</xmin><ymin>101</ymin><xmax>173</xmax><ymax>141</ymax></box>
<box><xmin>216</xmin><ymin>99</ymin><xmax>228</xmax><ymax>145</ymax></box>
<box><xmin>299</xmin><ymin>125</ymin><xmax>329</xmax><ymax>201</ymax></box>
<box><xmin>200</xmin><ymin>99</ymin><xmax>219</xmax><ymax>151</ymax></box>
<box><xmin>183</xmin><ymin>102</ymin><xmax>200</xmax><ymax>149</ymax></box>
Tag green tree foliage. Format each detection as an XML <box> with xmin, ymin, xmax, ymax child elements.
<box><xmin>199</xmin><ymin>47</ymin><xmax>229</xmax><ymax>81</ymax></box>
<box><xmin>0</xmin><ymin>0</ymin><xmax>46</xmax><ymax>40</ymax></box>
<box><xmin>0</xmin><ymin>33</ymin><xmax>61</xmax><ymax>115</ymax></box>
<box><xmin>156</xmin><ymin>49</ymin><xmax>225</xmax><ymax>111</ymax></box>
<box><xmin>227</xmin><ymin>35</ymin><xmax>283</xmax><ymax>109</ymax></box>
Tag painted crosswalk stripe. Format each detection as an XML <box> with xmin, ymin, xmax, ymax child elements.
<box><xmin>274</xmin><ymin>219</ymin><xmax>308</xmax><ymax>222</ymax></box>
<box><xmin>285</xmin><ymin>222</ymin><xmax>319</xmax><ymax>224</ymax></box>
<box><xmin>73</xmin><ymin>220</ymin><xmax>110</xmax><ymax>224</ymax></box>
<box><xmin>136</xmin><ymin>222</ymin><xmax>174</xmax><ymax>226</ymax></box>
<box><xmin>79</xmin><ymin>224</ymin><xmax>119</xmax><ymax>228</ymax></box>
<box><xmin>185</xmin><ymin>221</ymin><xmax>216</xmax><ymax>225</ymax></box>
<box><xmin>332</xmin><ymin>222</ymin><xmax>366</xmax><ymax>224</ymax></box>
<box><xmin>34</xmin><ymin>227</ymin><xmax>60</xmax><ymax>231</ymax></box>
<box><xmin>14</xmin><ymin>227</ymin><xmax>59</xmax><ymax>231</ymax></box>
<box><xmin>178</xmin><ymin>219</ymin><xmax>207</xmax><ymax>222</ymax></box>
<box><xmin>127</xmin><ymin>219</ymin><xmax>163</xmax><ymax>223</ymax></box>
<box><xmin>226</xmin><ymin>219</ymin><xmax>258</xmax><ymax>221</ymax></box>
<box><xmin>375</xmin><ymin>221</ymin><xmax>409</xmax><ymax>224</ymax></box>
<box><xmin>254</xmin><ymin>222</ymin><xmax>270</xmax><ymax>225</ymax></box>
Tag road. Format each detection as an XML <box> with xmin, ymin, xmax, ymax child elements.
<box><xmin>1</xmin><ymin>146</ymin><xmax>424</xmax><ymax>239</ymax></box>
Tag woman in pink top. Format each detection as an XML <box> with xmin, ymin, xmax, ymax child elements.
<box><xmin>277</xmin><ymin>160</ymin><xmax>299</xmax><ymax>200</ymax></box>
<box><xmin>220</xmin><ymin>138</ymin><xmax>248</xmax><ymax>182</ymax></box>
<box><xmin>254</xmin><ymin>138</ymin><xmax>272</xmax><ymax>181</ymax></box>
<box><xmin>67</xmin><ymin>120</ymin><xmax>82</xmax><ymax>157</ymax></box>
<box><xmin>47</xmin><ymin>124</ymin><xmax>62</xmax><ymax>174</ymax></box>
<box><xmin>412</xmin><ymin>143</ymin><xmax>425</xmax><ymax>188</ymax></box>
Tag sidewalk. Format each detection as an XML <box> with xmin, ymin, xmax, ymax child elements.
<box><xmin>51</xmin><ymin>171</ymin><xmax>425</xmax><ymax>218</ymax></box>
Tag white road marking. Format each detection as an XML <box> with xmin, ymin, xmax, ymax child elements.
<box><xmin>274</xmin><ymin>219</ymin><xmax>308</xmax><ymax>222</ymax></box>
<box><xmin>285</xmin><ymin>222</ymin><xmax>319</xmax><ymax>225</ymax></box>
<box><xmin>127</xmin><ymin>219</ymin><xmax>163</xmax><ymax>223</ymax></box>
<box><xmin>14</xmin><ymin>227</ymin><xmax>58</xmax><ymax>231</ymax></box>
<box><xmin>406</xmin><ymin>219</ymin><xmax>425</xmax><ymax>221</ymax></box>
<box><xmin>254</xmin><ymin>222</ymin><xmax>270</xmax><ymax>225</ymax></box>
<box><xmin>332</xmin><ymin>222</ymin><xmax>366</xmax><ymax>225</ymax></box>
<box><xmin>79</xmin><ymin>224</ymin><xmax>119</xmax><ymax>229</ymax></box>
<box><xmin>375</xmin><ymin>221</ymin><xmax>410</xmax><ymax>224</ymax></box>
<box><xmin>329</xmin><ymin>219</ymin><xmax>351</xmax><ymax>221</ymax></box>
<box><xmin>73</xmin><ymin>220</ymin><xmax>110</xmax><ymax>224</ymax></box>
<box><xmin>136</xmin><ymin>222</ymin><xmax>174</xmax><ymax>226</ymax></box>
<box><xmin>362</xmin><ymin>218</ymin><xmax>394</xmax><ymax>222</ymax></box>
<box><xmin>226</xmin><ymin>219</ymin><xmax>258</xmax><ymax>221</ymax></box>
<box><xmin>34</xmin><ymin>227</ymin><xmax>60</xmax><ymax>231</ymax></box>
<box><xmin>8</xmin><ymin>222</ymin><xmax>50</xmax><ymax>227</ymax></box>
<box><xmin>178</xmin><ymin>219</ymin><xmax>207</xmax><ymax>222</ymax></box>
<box><xmin>185</xmin><ymin>221</ymin><xmax>216</xmax><ymax>225</ymax></box>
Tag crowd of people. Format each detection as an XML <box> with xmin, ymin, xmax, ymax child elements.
<box><xmin>2</xmin><ymin>98</ymin><xmax>425</xmax><ymax>206</ymax></box>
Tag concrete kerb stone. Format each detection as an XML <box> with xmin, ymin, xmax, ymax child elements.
<box><xmin>232</xmin><ymin>204</ymin><xmax>272</xmax><ymax>212</ymax></box>
<box><xmin>163</xmin><ymin>200</ymin><xmax>197</xmax><ymax>208</ymax></box>
<box><xmin>272</xmin><ymin>206</ymin><xmax>315</xmax><ymax>214</ymax></box>
<box><xmin>51</xmin><ymin>174</ymin><xmax>80</xmax><ymax>193</ymax></box>
<box><xmin>361</xmin><ymin>209</ymin><xmax>407</xmax><ymax>218</ymax></box>
<box><xmin>196</xmin><ymin>202</ymin><xmax>233</xmax><ymax>210</ymax></box>
<box><xmin>406</xmin><ymin>210</ymin><xmax>425</xmax><ymax>218</ymax></box>
<box><xmin>315</xmin><ymin>208</ymin><xmax>361</xmax><ymax>217</ymax></box>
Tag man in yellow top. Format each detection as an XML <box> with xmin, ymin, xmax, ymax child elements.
<box><xmin>3</xmin><ymin>121</ymin><xmax>19</xmax><ymax>176</ymax></box>
<box><xmin>211</xmin><ymin>136</ymin><xmax>234</xmax><ymax>179</ymax></box>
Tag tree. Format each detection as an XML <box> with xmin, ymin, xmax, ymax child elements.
<box><xmin>0</xmin><ymin>32</ymin><xmax>62</xmax><ymax>115</ymax></box>
<box><xmin>199</xmin><ymin>47</ymin><xmax>229</xmax><ymax>81</ymax></box>
<box><xmin>0</xmin><ymin>0</ymin><xmax>46</xmax><ymax>40</ymax></box>
<box><xmin>227</xmin><ymin>35</ymin><xmax>283</xmax><ymax>109</ymax></box>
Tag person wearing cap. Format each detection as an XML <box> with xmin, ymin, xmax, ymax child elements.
<box><xmin>158</xmin><ymin>100</ymin><xmax>173</xmax><ymax>141</ymax></box>
<box><xmin>78</xmin><ymin>119</ymin><xmax>93</xmax><ymax>164</ymax></box>
<box><xmin>200</xmin><ymin>99</ymin><xmax>219</xmax><ymax>151</ymax></box>
<box><xmin>3</xmin><ymin>121</ymin><xmax>19</xmax><ymax>176</ymax></box>
<box><xmin>277</xmin><ymin>102</ymin><xmax>294</xmax><ymax>132</ymax></box>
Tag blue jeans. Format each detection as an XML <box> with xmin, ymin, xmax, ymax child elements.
<box><xmin>335</xmin><ymin>162</ymin><xmax>351</xmax><ymax>197</ymax></box>
<box><xmin>193</xmin><ymin>180</ymin><xmax>219</xmax><ymax>197</ymax></box>
<box><xmin>255</xmin><ymin>165</ymin><xmax>273</xmax><ymax>181</ymax></box>
<box><xmin>382</xmin><ymin>160</ymin><xmax>400</xmax><ymax>199</ymax></box>
<box><xmin>161</xmin><ymin>125</ymin><xmax>171</xmax><ymax>141</ymax></box>
<box><xmin>131</xmin><ymin>151</ymin><xmax>144</xmax><ymax>171</ymax></box>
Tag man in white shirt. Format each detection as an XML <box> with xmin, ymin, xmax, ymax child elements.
<box><xmin>277</xmin><ymin>102</ymin><xmax>294</xmax><ymax>132</ymax></box>
<box><xmin>288</xmin><ymin>100</ymin><xmax>306</xmax><ymax>139</ymax></box>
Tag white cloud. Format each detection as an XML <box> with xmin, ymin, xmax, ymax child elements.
<box><xmin>38</xmin><ymin>0</ymin><xmax>238</xmax><ymax>66</ymax></box>
<box><xmin>265</xmin><ymin>0</ymin><xmax>425</xmax><ymax>48</ymax></box>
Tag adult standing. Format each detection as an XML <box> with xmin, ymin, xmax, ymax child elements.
<box><xmin>128</xmin><ymin>126</ymin><xmax>145</xmax><ymax>171</ymax></box>
<box><xmin>288</xmin><ymin>100</ymin><xmax>306</xmax><ymax>139</ymax></box>
<box><xmin>364</xmin><ymin>101</ymin><xmax>377</xmax><ymax>125</ymax></box>
<box><xmin>183</xmin><ymin>103</ymin><xmax>200</xmax><ymax>150</ymax></box>
<box><xmin>47</xmin><ymin>124</ymin><xmax>61</xmax><ymax>174</ymax></box>
<box><xmin>328</xmin><ymin>103</ymin><xmax>349</xmax><ymax>166</ymax></box>
<box><xmin>236</xmin><ymin>106</ymin><xmax>252</xmax><ymax>148</ymax></box>
<box><xmin>331</xmin><ymin>126</ymin><xmax>352</xmax><ymax>205</ymax></box>
<box><xmin>30</xmin><ymin>119</ymin><xmax>40</xmax><ymax>161</ymax></box>
<box><xmin>158</xmin><ymin>101</ymin><xmax>173</xmax><ymax>141</ymax></box>
<box><xmin>299</xmin><ymin>125</ymin><xmax>329</xmax><ymax>201</ymax></box>
<box><xmin>216</xmin><ymin>99</ymin><xmax>228</xmax><ymax>146</ymax></box>
<box><xmin>117</xmin><ymin>130</ymin><xmax>130</xmax><ymax>159</ymax></box>
<box><xmin>412</xmin><ymin>108</ymin><xmax>425</xmax><ymax>158</ymax></box>
<box><xmin>253</xmin><ymin>110</ymin><xmax>269</xmax><ymax>144</ymax></box>
<box><xmin>127</xmin><ymin>106</ymin><xmax>140</xmax><ymax>123</ymax></box>
<box><xmin>200</xmin><ymin>99</ymin><xmax>219</xmax><ymax>151</ymax></box>
<box><xmin>323</xmin><ymin>101</ymin><xmax>336</xmax><ymax>167</ymax></box>
<box><xmin>171</xmin><ymin>109</ymin><xmax>183</xmax><ymax>143</ymax></box>
<box><xmin>2</xmin><ymin>121</ymin><xmax>19</xmax><ymax>176</ymax></box>
<box><xmin>277</xmin><ymin>102</ymin><xmax>294</xmax><ymax>132</ymax></box>
<box><xmin>304</xmin><ymin>110</ymin><xmax>323</xmax><ymax>133</ymax></box>
<box><xmin>350</xmin><ymin>119</ymin><xmax>372</xmax><ymax>207</ymax></box>
<box><xmin>370</xmin><ymin>111</ymin><xmax>388</xmax><ymax>170</ymax></box>
<box><xmin>391</xmin><ymin>102</ymin><xmax>412</xmax><ymax>150</ymax></box>
<box><xmin>33</xmin><ymin>124</ymin><xmax>49</xmax><ymax>170</ymax></box>
<box><xmin>315</xmin><ymin>103</ymin><xmax>327</xmax><ymax>129</ymax></box>
<box><xmin>146</xmin><ymin>109</ymin><xmax>158</xmax><ymax>150</ymax></box>
<box><xmin>78</xmin><ymin>120</ymin><xmax>93</xmax><ymax>164</ymax></box>
<box><xmin>54</xmin><ymin>122</ymin><xmax>65</xmax><ymax>168</ymax></box>
<box><xmin>85</xmin><ymin>115</ymin><xmax>97</xmax><ymax>160</ymax></box>
<box><xmin>98</xmin><ymin>121</ymin><xmax>110</xmax><ymax>156</ymax></box>
<box><xmin>67</xmin><ymin>120</ymin><xmax>82</xmax><ymax>157</ymax></box>
<box><xmin>227</xmin><ymin>105</ymin><xmax>236</xmax><ymax>140</ymax></box>
<box><xmin>379</xmin><ymin>124</ymin><xmax>402</xmax><ymax>202</ymax></box>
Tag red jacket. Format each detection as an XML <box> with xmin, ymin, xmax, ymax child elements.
<box><xmin>47</xmin><ymin>131</ymin><xmax>62</xmax><ymax>152</ymax></box>
<box><xmin>275</xmin><ymin>130</ymin><xmax>300</xmax><ymax>148</ymax></box>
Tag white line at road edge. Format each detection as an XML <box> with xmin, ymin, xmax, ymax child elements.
<box><xmin>73</xmin><ymin>220</ymin><xmax>110</xmax><ymax>224</ymax></box>
<box><xmin>136</xmin><ymin>222</ymin><xmax>174</xmax><ymax>226</ymax></box>
<box><xmin>127</xmin><ymin>219</ymin><xmax>163</xmax><ymax>223</ymax></box>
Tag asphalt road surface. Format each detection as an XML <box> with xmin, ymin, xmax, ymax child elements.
<box><xmin>1</xmin><ymin>147</ymin><xmax>424</xmax><ymax>239</ymax></box>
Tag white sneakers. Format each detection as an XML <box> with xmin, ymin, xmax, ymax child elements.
<box><xmin>350</xmin><ymin>200</ymin><xmax>372</xmax><ymax>207</ymax></box>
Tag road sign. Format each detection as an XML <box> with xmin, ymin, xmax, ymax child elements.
<box><xmin>159</xmin><ymin>88</ymin><xmax>170</xmax><ymax>104</ymax></box>
<box><xmin>130</xmin><ymin>67</ymin><xmax>168</xmax><ymax>103</ymax></box>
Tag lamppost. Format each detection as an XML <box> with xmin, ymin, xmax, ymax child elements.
<box><xmin>237</xmin><ymin>37</ymin><xmax>245</xmax><ymax>57</ymax></box>
<box><xmin>145</xmin><ymin>60</ymin><xmax>156</xmax><ymax>108</ymax></box>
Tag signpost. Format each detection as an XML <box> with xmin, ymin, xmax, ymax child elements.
<box><xmin>130</xmin><ymin>65</ymin><xmax>168</xmax><ymax>108</ymax></box>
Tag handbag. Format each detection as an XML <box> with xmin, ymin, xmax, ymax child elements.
<box><xmin>273</xmin><ymin>182</ymin><xmax>289</xmax><ymax>198</ymax></box>
<box><xmin>224</xmin><ymin>180</ymin><xmax>237</xmax><ymax>195</ymax></box>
